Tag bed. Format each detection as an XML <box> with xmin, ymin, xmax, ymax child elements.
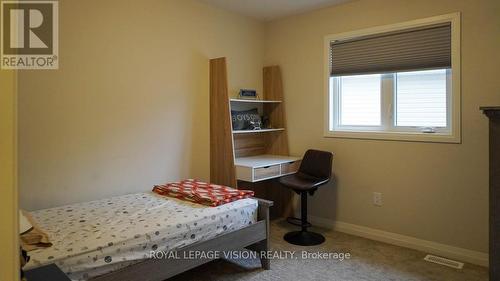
<box><xmin>24</xmin><ymin>192</ymin><xmax>273</xmax><ymax>281</ymax></box>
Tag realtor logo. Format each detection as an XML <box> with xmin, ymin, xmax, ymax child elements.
<box><xmin>1</xmin><ymin>0</ymin><xmax>58</xmax><ymax>69</ymax></box>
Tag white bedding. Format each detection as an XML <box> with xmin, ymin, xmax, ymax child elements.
<box><xmin>25</xmin><ymin>192</ymin><xmax>258</xmax><ymax>280</ymax></box>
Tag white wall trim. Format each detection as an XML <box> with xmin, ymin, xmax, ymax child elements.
<box><xmin>308</xmin><ymin>215</ymin><xmax>488</xmax><ymax>267</ymax></box>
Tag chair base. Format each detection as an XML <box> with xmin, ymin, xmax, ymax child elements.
<box><xmin>286</xmin><ymin>217</ymin><xmax>312</xmax><ymax>228</ymax></box>
<box><xmin>283</xmin><ymin>231</ymin><xmax>325</xmax><ymax>246</ymax></box>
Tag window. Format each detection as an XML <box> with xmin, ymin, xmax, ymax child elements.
<box><xmin>330</xmin><ymin>69</ymin><xmax>451</xmax><ymax>132</ymax></box>
<box><xmin>325</xmin><ymin>13</ymin><xmax>460</xmax><ymax>143</ymax></box>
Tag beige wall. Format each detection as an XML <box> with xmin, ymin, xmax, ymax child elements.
<box><xmin>18</xmin><ymin>0</ymin><xmax>499</xmax><ymax>257</ymax></box>
<box><xmin>264</xmin><ymin>0</ymin><xmax>500</xmax><ymax>253</ymax></box>
<box><xmin>19</xmin><ymin>0</ymin><xmax>264</xmax><ymax>210</ymax></box>
<box><xmin>0</xmin><ymin>68</ymin><xmax>19</xmax><ymax>281</ymax></box>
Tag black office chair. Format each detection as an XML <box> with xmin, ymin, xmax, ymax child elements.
<box><xmin>279</xmin><ymin>149</ymin><xmax>333</xmax><ymax>246</ymax></box>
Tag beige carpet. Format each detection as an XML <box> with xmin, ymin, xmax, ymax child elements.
<box><xmin>169</xmin><ymin>220</ymin><xmax>487</xmax><ymax>281</ymax></box>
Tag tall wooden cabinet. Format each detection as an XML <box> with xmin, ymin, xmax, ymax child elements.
<box><xmin>209</xmin><ymin>57</ymin><xmax>300</xmax><ymax>218</ymax></box>
<box><xmin>481</xmin><ymin>106</ymin><xmax>500</xmax><ymax>280</ymax></box>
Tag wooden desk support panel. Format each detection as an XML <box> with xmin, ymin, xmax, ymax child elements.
<box><xmin>263</xmin><ymin>66</ymin><xmax>289</xmax><ymax>156</ymax></box>
<box><xmin>210</xmin><ymin>57</ymin><xmax>237</xmax><ymax>188</ymax></box>
<box><xmin>91</xmin><ymin>199</ymin><xmax>273</xmax><ymax>281</ymax></box>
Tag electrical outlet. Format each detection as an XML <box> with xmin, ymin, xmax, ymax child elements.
<box><xmin>373</xmin><ymin>192</ymin><xmax>383</xmax><ymax>206</ymax></box>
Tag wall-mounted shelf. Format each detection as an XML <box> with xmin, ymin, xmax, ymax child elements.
<box><xmin>232</xmin><ymin>128</ymin><xmax>285</xmax><ymax>134</ymax></box>
<box><xmin>229</xmin><ymin>99</ymin><xmax>282</xmax><ymax>103</ymax></box>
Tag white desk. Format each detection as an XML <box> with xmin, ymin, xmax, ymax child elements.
<box><xmin>235</xmin><ymin>154</ymin><xmax>301</xmax><ymax>182</ymax></box>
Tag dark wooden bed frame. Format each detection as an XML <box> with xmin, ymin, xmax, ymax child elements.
<box><xmin>90</xmin><ymin>198</ymin><xmax>273</xmax><ymax>281</ymax></box>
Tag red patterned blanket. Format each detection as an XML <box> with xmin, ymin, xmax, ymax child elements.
<box><xmin>152</xmin><ymin>179</ymin><xmax>254</xmax><ymax>207</ymax></box>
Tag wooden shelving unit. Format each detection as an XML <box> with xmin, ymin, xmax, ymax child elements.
<box><xmin>209</xmin><ymin>57</ymin><xmax>298</xmax><ymax>218</ymax></box>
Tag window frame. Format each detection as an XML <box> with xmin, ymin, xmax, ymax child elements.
<box><xmin>323</xmin><ymin>13</ymin><xmax>461</xmax><ymax>143</ymax></box>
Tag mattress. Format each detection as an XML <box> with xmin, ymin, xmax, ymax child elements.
<box><xmin>24</xmin><ymin>192</ymin><xmax>258</xmax><ymax>281</ymax></box>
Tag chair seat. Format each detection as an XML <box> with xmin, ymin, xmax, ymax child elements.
<box><xmin>279</xmin><ymin>172</ymin><xmax>330</xmax><ymax>191</ymax></box>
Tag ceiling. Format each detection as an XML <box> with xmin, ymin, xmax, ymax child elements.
<box><xmin>200</xmin><ymin>0</ymin><xmax>352</xmax><ymax>21</ymax></box>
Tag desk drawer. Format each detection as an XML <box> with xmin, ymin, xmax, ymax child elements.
<box><xmin>254</xmin><ymin>165</ymin><xmax>280</xmax><ymax>181</ymax></box>
<box><xmin>281</xmin><ymin>160</ymin><xmax>301</xmax><ymax>174</ymax></box>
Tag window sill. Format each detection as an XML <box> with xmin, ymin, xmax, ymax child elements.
<box><xmin>324</xmin><ymin>130</ymin><xmax>461</xmax><ymax>143</ymax></box>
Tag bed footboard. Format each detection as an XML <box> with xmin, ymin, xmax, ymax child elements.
<box><xmin>91</xmin><ymin>198</ymin><xmax>273</xmax><ymax>281</ymax></box>
<box><xmin>247</xmin><ymin>198</ymin><xmax>273</xmax><ymax>269</ymax></box>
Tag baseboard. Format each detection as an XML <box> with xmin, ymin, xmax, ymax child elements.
<box><xmin>307</xmin><ymin>215</ymin><xmax>488</xmax><ymax>267</ymax></box>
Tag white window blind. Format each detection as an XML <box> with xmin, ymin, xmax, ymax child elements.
<box><xmin>395</xmin><ymin>69</ymin><xmax>447</xmax><ymax>127</ymax></box>
<box><xmin>339</xmin><ymin>74</ymin><xmax>381</xmax><ymax>126</ymax></box>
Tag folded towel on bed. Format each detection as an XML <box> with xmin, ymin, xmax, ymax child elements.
<box><xmin>20</xmin><ymin>210</ymin><xmax>52</xmax><ymax>251</ymax></box>
<box><xmin>153</xmin><ymin>179</ymin><xmax>254</xmax><ymax>207</ymax></box>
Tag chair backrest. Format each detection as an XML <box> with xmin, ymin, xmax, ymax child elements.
<box><xmin>298</xmin><ymin>149</ymin><xmax>333</xmax><ymax>180</ymax></box>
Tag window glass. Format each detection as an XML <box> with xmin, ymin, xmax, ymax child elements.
<box><xmin>395</xmin><ymin>69</ymin><xmax>447</xmax><ymax>127</ymax></box>
<box><xmin>339</xmin><ymin>74</ymin><xmax>381</xmax><ymax>126</ymax></box>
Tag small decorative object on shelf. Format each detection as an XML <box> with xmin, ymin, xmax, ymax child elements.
<box><xmin>238</xmin><ymin>89</ymin><xmax>258</xmax><ymax>100</ymax></box>
<box><xmin>262</xmin><ymin>116</ymin><xmax>270</xmax><ymax>129</ymax></box>
<box><xmin>231</xmin><ymin>108</ymin><xmax>262</xmax><ymax>131</ymax></box>
<box><xmin>249</xmin><ymin>120</ymin><xmax>262</xmax><ymax>130</ymax></box>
